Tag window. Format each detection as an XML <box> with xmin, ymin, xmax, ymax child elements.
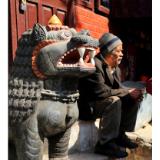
<box><xmin>76</xmin><ymin>0</ymin><xmax>94</xmax><ymax>10</ymax></box>
<box><xmin>96</xmin><ymin>0</ymin><xmax>110</xmax><ymax>15</ymax></box>
<box><xmin>101</xmin><ymin>0</ymin><xmax>109</xmax><ymax>8</ymax></box>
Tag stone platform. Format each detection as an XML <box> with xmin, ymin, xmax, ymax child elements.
<box><xmin>43</xmin><ymin>120</ymin><xmax>152</xmax><ymax>160</ymax></box>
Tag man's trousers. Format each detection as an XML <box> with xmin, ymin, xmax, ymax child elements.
<box><xmin>91</xmin><ymin>95</ymin><xmax>139</xmax><ymax>145</ymax></box>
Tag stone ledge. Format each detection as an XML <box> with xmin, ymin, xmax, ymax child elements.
<box><xmin>126</xmin><ymin>123</ymin><xmax>152</xmax><ymax>148</ymax></box>
<box><xmin>68</xmin><ymin>120</ymin><xmax>100</xmax><ymax>153</ymax></box>
<box><xmin>43</xmin><ymin>120</ymin><xmax>152</xmax><ymax>160</ymax></box>
<box><xmin>43</xmin><ymin>153</ymin><xmax>108</xmax><ymax>160</ymax></box>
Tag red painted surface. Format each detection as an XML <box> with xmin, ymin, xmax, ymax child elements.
<box><xmin>16</xmin><ymin>0</ymin><xmax>27</xmax><ymax>40</ymax></box>
<box><xmin>75</xmin><ymin>6</ymin><xmax>109</xmax><ymax>39</ymax></box>
<box><xmin>9</xmin><ymin>0</ymin><xmax>109</xmax><ymax>64</ymax></box>
<box><xmin>42</xmin><ymin>6</ymin><xmax>53</xmax><ymax>25</ymax></box>
<box><xmin>9</xmin><ymin>0</ymin><xmax>18</xmax><ymax>61</ymax></box>
<box><xmin>27</xmin><ymin>2</ymin><xmax>38</xmax><ymax>29</ymax></box>
<box><xmin>9</xmin><ymin>0</ymin><xmax>67</xmax><ymax>63</ymax></box>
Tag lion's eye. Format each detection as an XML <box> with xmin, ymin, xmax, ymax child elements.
<box><xmin>58</xmin><ymin>31</ymin><xmax>72</xmax><ymax>40</ymax></box>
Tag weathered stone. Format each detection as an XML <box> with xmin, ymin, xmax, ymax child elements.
<box><xmin>43</xmin><ymin>121</ymin><xmax>152</xmax><ymax>160</ymax></box>
<box><xmin>9</xmin><ymin>22</ymin><xmax>99</xmax><ymax>160</ymax></box>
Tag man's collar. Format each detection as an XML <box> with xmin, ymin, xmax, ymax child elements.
<box><xmin>99</xmin><ymin>54</ymin><xmax>116</xmax><ymax>74</ymax></box>
<box><xmin>99</xmin><ymin>54</ymin><xmax>109</xmax><ymax>66</ymax></box>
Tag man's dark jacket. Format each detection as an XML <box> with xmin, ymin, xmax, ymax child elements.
<box><xmin>78</xmin><ymin>54</ymin><xmax>129</xmax><ymax>120</ymax></box>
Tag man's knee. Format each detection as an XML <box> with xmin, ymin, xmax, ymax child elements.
<box><xmin>102</xmin><ymin>96</ymin><xmax>122</xmax><ymax>118</ymax></box>
<box><xmin>103</xmin><ymin>96</ymin><xmax>122</xmax><ymax>113</ymax></box>
<box><xmin>109</xmin><ymin>96</ymin><xmax>122</xmax><ymax>106</ymax></box>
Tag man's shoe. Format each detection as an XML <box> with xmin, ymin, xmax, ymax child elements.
<box><xmin>94</xmin><ymin>141</ymin><xmax>128</xmax><ymax>158</ymax></box>
<box><xmin>116</xmin><ymin>134</ymin><xmax>138</xmax><ymax>149</ymax></box>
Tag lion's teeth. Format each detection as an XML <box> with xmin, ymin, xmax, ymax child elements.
<box><xmin>89</xmin><ymin>50</ymin><xmax>96</xmax><ymax>58</ymax></box>
<box><xmin>78</xmin><ymin>47</ymin><xmax>85</xmax><ymax>58</ymax></box>
<box><xmin>79</xmin><ymin>58</ymin><xmax>84</xmax><ymax>64</ymax></box>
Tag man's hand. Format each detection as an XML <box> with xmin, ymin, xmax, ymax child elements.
<box><xmin>128</xmin><ymin>88</ymin><xmax>144</xmax><ymax>102</ymax></box>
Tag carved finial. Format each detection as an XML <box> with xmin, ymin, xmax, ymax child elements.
<box><xmin>48</xmin><ymin>14</ymin><xmax>62</xmax><ymax>26</ymax></box>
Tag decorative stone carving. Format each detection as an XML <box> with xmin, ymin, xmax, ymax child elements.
<box><xmin>9</xmin><ymin>15</ymin><xmax>98</xmax><ymax>160</ymax></box>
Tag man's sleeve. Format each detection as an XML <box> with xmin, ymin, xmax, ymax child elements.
<box><xmin>86</xmin><ymin>66</ymin><xmax>129</xmax><ymax>99</ymax></box>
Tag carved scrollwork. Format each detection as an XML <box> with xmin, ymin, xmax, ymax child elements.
<box><xmin>31</xmin><ymin>23</ymin><xmax>47</xmax><ymax>44</ymax></box>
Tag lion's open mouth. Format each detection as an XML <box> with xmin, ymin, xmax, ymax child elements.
<box><xmin>56</xmin><ymin>46</ymin><xmax>96</xmax><ymax>68</ymax></box>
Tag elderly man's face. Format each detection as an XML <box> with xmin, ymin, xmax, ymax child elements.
<box><xmin>108</xmin><ymin>44</ymin><xmax>123</xmax><ymax>67</ymax></box>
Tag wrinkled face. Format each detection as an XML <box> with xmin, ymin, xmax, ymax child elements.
<box><xmin>107</xmin><ymin>44</ymin><xmax>123</xmax><ymax>67</ymax></box>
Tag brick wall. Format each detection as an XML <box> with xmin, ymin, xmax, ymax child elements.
<box><xmin>75</xmin><ymin>6</ymin><xmax>109</xmax><ymax>39</ymax></box>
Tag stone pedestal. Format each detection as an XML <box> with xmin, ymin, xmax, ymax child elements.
<box><xmin>43</xmin><ymin>120</ymin><xmax>152</xmax><ymax>160</ymax></box>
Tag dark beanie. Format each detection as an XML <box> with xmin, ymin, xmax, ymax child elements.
<box><xmin>99</xmin><ymin>32</ymin><xmax>122</xmax><ymax>56</ymax></box>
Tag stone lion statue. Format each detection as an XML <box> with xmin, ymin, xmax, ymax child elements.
<box><xmin>9</xmin><ymin>16</ymin><xmax>98</xmax><ymax>160</ymax></box>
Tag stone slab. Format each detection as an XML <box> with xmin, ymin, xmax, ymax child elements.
<box><xmin>43</xmin><ymin>121</ymin><xmax>152</xmax><ymax>160</ymax></box>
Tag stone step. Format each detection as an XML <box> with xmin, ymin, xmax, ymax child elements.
<box><xmin>43</xmin><ymin>152</ymin><xmax>108</xmax><ymax>160</ymax></box>
<box><xmin>43</xmin><ymin>148</ymin><xmax>151</xmax><ymax>160</ymax></box>
<box><xmin>43</xmin><ymin>120</ymin><xmax>152</xmax><ymax>160</ymax></box>
<box><xmin>68</xmin><ymin>120</ymin><xmax>100</xmax><ymax>153</ymax></box>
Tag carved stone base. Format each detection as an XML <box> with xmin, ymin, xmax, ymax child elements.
<box><xmin>49</xmin><ymin>156</ymin><xmax>68</xmax><ymax>160</ymax></box>
<box><xmin>48</xmin><ymin>128</ymin><xmax>71</xmax><ymax>160</ymax></box>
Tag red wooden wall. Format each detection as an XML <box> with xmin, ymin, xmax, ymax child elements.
<box><xmin>9</xmin><ymin>0</ymin><xmax>110</xmax><ymax>64</ymax></box>
<box><xmin>75</xmin><ymin>6</ymin><xmax>109</xmax><ymax>39</ymax></box>
<box><xmin>9</xmin><ymin>0</ymin><xmax>67</xmax><ymax>61</ymax></box>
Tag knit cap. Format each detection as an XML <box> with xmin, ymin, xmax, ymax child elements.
<box><xmin>99</xmin><ymin>33</ymin><xmax>122</xmax><ymax>56</ymax></box>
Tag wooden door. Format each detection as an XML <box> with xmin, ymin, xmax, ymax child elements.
<box><xmin>9</xmin><ymin>0</ymin><xmax>67</xmax><ymax>64</ymax></box>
